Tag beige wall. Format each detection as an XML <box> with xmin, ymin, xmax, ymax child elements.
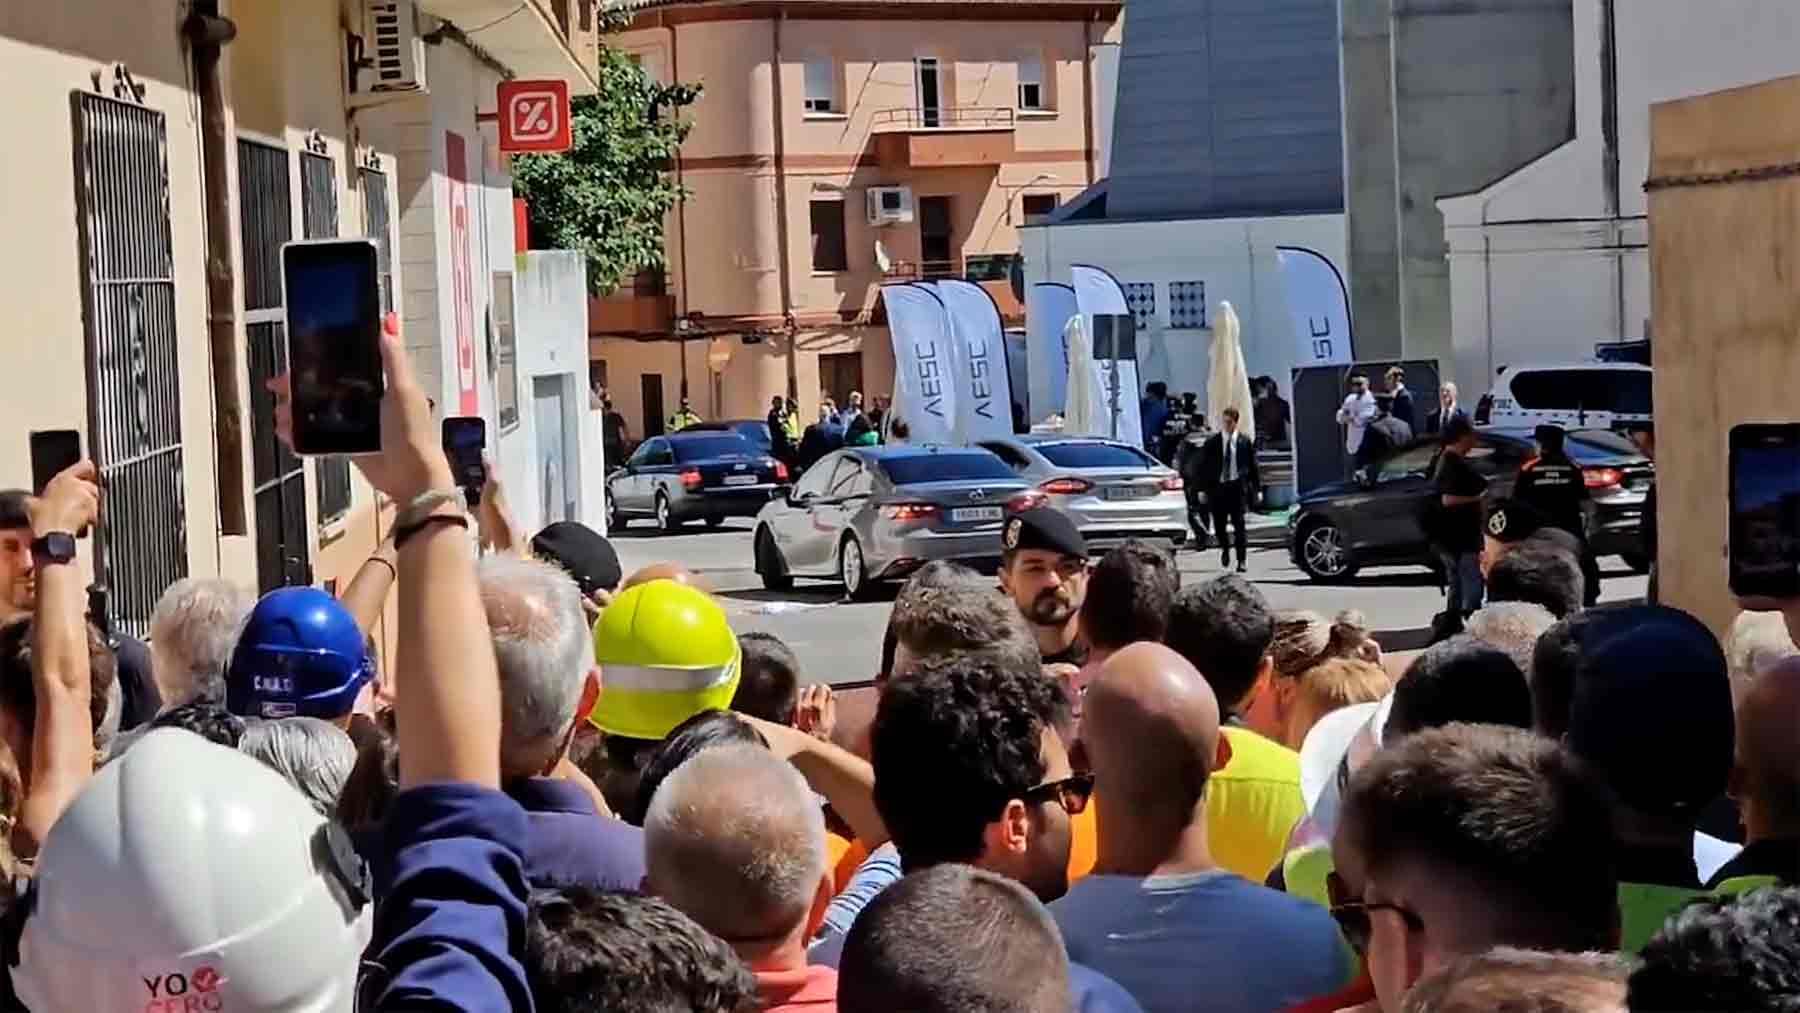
<box><xmin>1648</xmin><ymin>74</ymin><xmax>1800</xmax><ymax>638</ymax></box>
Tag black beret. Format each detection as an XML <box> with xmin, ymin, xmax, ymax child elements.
<box><xmin>531</xmin><ymin>521</ymin><xmax>623</xmax><ymax>597</ymax></box>
<box><xmin>1485</xmin><ymin>498</ymin><xmax>1546</xmax><ymax>545</ymax></box>
<box><xmin>1002</xmin><ymin>506</ymin><xmax>1087</xmax><ymax>560</ymax></box>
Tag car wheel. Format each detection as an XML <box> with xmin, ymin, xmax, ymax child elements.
<box><xmin>606</xmin><ymin>491</ymin><xmax>624</xmax><ymax>532</ymax></box>
<box><xmin>755</xmin><ymin>528</ymin><xmax>794</xmax><ymax>591</ymax></box>
<box><xmin>840</xmin><ymin>534</ymin><xmax>873</xmax><ymax>601</ymax></box>
<box><xmin>705</xmin><ymin>515</ymin><xmax>724</xmax><ymax>529</ymax></box>
<box><xmin>1297</xmin><ymin>519</ymin><xmax>1356</xmax><ymax>582</ymax></box>
<box><xmin>1620</xmin><ymin>551</ymin><xmax>1651</xmax><ymax>575</ymax></box>
<box><xmin>656</xmin><ymin>492</ymin><xmax>681</xmax><ymax>534</ymax></box>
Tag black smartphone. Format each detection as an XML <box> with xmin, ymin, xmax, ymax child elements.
<box><xmin>442</xmin><ymin>416</ymin><xmax>487</xmax><ymax>504</ymax></box>
<box><xmin>1728</xmin><ymin>422</ymin><xmax>1800</xmax><ymax>599</ymax></box>
<box><xmin>282</xmin><ymin>239</ymin><xmax>384</xmax><ymax>455</ymax></box>
<box><xmin>29</xmin><ymin>430</ymin><xmax>82</xmax><ymax>493</ymax></box>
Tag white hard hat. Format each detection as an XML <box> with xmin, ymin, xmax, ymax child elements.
<box><xmin>1296</xmin><ymin>691</ymin><xmax>1395</xmax><ymax>842</ymax></box>
<box><xmin>11</xmin><ymin>729</ymin><xmax>372</xmax><ymax>1011</ymax></box>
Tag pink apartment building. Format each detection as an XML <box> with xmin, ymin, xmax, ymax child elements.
<box><xmin>593</xmin><ymin>0</ymin><xmax>1121</xmax><ymax>441</ymax></box>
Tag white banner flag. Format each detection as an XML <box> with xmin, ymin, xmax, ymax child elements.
<box><xmin>1026</xmin><ymin>283</ymin><xmax>1077</xmax><ymax>420</ymax></box>
<box><xmin>934</xmin><ymin>279</ymin><xmax>1014</xmax><ymax>442</ymax></box>
<box><xmin>882</xmin><ymin>284</ymin><xmax>959</xmax><ymax>445</ymax></box>
<box><xmin>1070</xmin><ymin>263</ymin><xmax>1131</xmax><ymax>317</ymax></box>
<box><xmin>1276</xmin><ymin>246</ymin><xmax>1354</xmax><ymax>367</ymax></box>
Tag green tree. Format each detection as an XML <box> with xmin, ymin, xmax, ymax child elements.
<box><xmin>511</xmin><ymin>35</ymin><xmax>700</xmax><ymax>296</ymax></box>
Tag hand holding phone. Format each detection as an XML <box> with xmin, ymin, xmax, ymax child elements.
<box><xmin>1728</xmin><ymin>422</ymin><xmax>1800</xmax><ymax>600</ymax></box>
<box><xmin>442</xmin><ymin>417</ymin><xmax>487</xmax><ymax>505</ymax></box>
<box><xmin>30</xmin><ymin>431</ymin><xmax>83</xmax><ymax>495</ymax></box>
<box><xmin>283</xmin><ymin>239</ymin><xmax>384</xmax><ymax>456</ymax></box>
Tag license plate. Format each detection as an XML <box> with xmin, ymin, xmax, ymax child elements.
<box><xmin>1101</xmin><ymin>485</ymin><xmax>1154</xmax><ymax>501</ymax></box>
<box><xmin>723</xmin><ymin>474</ymin><xmax>758</xmax><ymax>486</ymax></box>
<box><xmin>951</xmin><ymin>506</ymin><xmax>1004</xmax><ymax>523</ymax></box>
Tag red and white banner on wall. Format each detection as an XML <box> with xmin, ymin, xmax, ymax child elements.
<box><xmin>446</xmin><ymin>130</ymin><xmax>479</xmax><ymax>415</ymax></box>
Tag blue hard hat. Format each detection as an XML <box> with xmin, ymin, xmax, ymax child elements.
<box><xmin>226</xmin><ymin>587</ymin><xmax>373</xmax><ymax>720</ymax></box>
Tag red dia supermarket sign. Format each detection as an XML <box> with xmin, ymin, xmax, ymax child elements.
<box><xmin>497</xmin><ymin>80</ymin><xmax>572</xmax><ymax>153</ymax></box>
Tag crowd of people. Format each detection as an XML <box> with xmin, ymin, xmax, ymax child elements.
<box><xmin>0</xmin><ymin>316</ymin><xmax>1793</xmax><ymax>1011</ymax></box>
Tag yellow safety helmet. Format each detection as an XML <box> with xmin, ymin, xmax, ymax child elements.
<box><xmin>590</xmin><ymin>578</ymin><xmax>741</xmax><ymax>740</ymax></box>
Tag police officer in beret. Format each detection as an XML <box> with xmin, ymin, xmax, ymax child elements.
<box><xmin>1514</xmin><ymin>424</ymin><xmax>1599</xmax><ymax>605</ymax></box>
<box><xmin>997</xmin><ymin>507</ymin><xmax>1090</xmax><ymax>666</ymax></box>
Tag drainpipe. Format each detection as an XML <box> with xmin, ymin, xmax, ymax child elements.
<box><xmin>770</xmin><ymin>13</ymin><xmax>798</xmax><ymax>402</ymax></box>
<box><xmin>183</xmin><ymin>2</ymin><xmax>247</xmax><ymax>536</ymax></box>
<box><xmin>668</xmin><ymin>20</ymin><xmax>691</xmax><ymax>325</ymax></box>
<box><xmin>1081</xmin><ymin>16</ymin><xmax>1096</xmax><ymax>184</ymax></box>
<box><xmin>1599</xmin><ymin>0</ymin><xmax>1626</xmax><ymax>342</ymax></box>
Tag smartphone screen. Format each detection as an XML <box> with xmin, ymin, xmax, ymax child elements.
<box><xmin>29</xmin><ymin>430</ymin><xmax>82</xmax><ymax>493</ymax></box>
<box><xmin>1728</xmin><ymin>422</ymin><xmax>1800</xmax><ymax>599</ymax></box>
<box><xmin>283</xmin><ymin>240</ymin><xmax>383</xmax><ymax>455</ymax></box>
<box><xmin>442</xmin><ymin>416</ymin><xmax>487</xmax><ymax>495</ymax></box>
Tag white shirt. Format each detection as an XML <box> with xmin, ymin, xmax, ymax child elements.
<box><xmin>1337</xmin><ymin>392</ymin><xmax>1377</xmax><ymax>452</ymax></box>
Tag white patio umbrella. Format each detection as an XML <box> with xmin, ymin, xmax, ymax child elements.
<box><xmin>1062</xmin><ymin>314</ymin><xmax>1100</xmax><ymax>436</ymax></box>
<box><xmin>1208</xmin><ymin>300</ymin><xmax>1256</xmax><ymax>441</ymax></box>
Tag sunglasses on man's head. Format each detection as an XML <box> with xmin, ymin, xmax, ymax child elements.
<box><xmin>1326</xmin><ymin>870</ymin><xmax>1425</xmax><ymax>954</ymax></box>
<box><xmin>1022</xmin><ymin>771</ymin><xmax>1095</xmax><ymax>815</ymax></box>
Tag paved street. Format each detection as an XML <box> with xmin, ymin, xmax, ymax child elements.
<box><xmin>613</xmin><ymin>516</ymin><xmax>1650</xmax><ymax>687</ymax></box>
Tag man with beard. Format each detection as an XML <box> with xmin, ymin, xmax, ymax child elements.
<box><xmin>997</xmin><ymin>508</ymin><xmax>1090</xmax><ymax>667</ymax></box>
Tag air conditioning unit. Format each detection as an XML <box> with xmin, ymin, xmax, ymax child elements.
<box><xmin>351</xmin><ymin>0</ymin><xmax>427</xmax><ymax>102</ymax></box>
<box><xmin>867</xmin><ymin>186</ymin><xmax>915</xmax><ymax>226</ymax></box>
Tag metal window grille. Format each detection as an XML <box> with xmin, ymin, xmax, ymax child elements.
<box><xmin>71</xmin><ymin>93</ymin><xmax>190</xmax><ymax>638</ymax></box>
<box><xmin>359</xmin><ymin>167</ymin><xmax>395</xmax><ymax>313</ymax></box>
<box><xmin>1123</xmin><ymin>282</ymin><xmax>1157</xmax><ymax>331</ymax></box>
<box><xmin>1169</xmin><ymin>280</ymin><xmax>1207</xmax><ymax>330</ymax></box>
<box><xmin>302</xmin><ymin>152</ymin><xmax>354</xmax><ymax>527</ymax></box>
<box><xmin>238</xmin><ymin>139</ymin><xmax>313</xmax><ymax>591</ymax></box>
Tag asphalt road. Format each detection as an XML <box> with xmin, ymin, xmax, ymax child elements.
<box><xmin>611</xmin><ymin>515</ymin><xmax>1650</xmax><ymax>687</ymax></box>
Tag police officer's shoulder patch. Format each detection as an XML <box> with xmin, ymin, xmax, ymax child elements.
<box><xmin>1488</xmin><ymin>509</ymin><xmax>1509</xmax><ymax>538</ymax></box>
<box><xmin>1003</xmin><ymin>518</ymin><xmax>1022</xmax><ymax>550</ymax></box>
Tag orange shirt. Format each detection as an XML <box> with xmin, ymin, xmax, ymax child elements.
<box><xmin>1068</xmin><ymin>799</ymin><xmax>1099</xmax><ymax>883</ymax></box>
<box><xmin>829</xmin><ymin>834</ymin><xmax>870</xmax><ymax>896</ymax></box>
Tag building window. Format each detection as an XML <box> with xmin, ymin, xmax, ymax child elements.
<box><xmin>1021</xmin><ymin>193</ymin><xmax>1059</xmax><ymax>224</ymax></box>
<box><xmin>1169</xmin><ymin>280</ymin><xmax>1207</xmax><ymax>329</ymax></box>
<box><xmin>804</xmin><ymin>58</ymin><xmax>837</xmax><ymax>114</ymax></box>
<box><xmin>1123</xmin><ymin>282</ymin><xmax>1157</xmax><ymax>331</ymax></box>
<box><xmin>1018</xmin><ymin>53</ymin><xmax>1046</xmax><ymax>111</ymax></box>
<box><xmin>493</xmin><ymin>271</ymin><xmax>519</xmax><ymax>430</ymax></box>
<box><xmin>302</xmin><ymin>151</ymin><xmax>354</xmax><ymax>529</ymax></box>
<box><xmin>810</xmin><ymin>199</ymin><xmax>848</xmax><ymax>273</ymax></box>
<box><xmin>591</xmin><ymin>360</ymin><xmax>609</xmax><ymax>398</ymax></box>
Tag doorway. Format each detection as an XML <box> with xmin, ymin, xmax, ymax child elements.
<box><xmin>641</xmin><ymin>373</ymin><xmax>666</xmax><ymax>436</ymax></box>
<box><xmin>914</xmin><ymin>58</ymin><xmax>942</xmax><ymax>127</ymax></box>
<box><xmin>819</xmin><ymin>352</ymin><xmax>864</xmax><ymax>408</ymax></box>
<box><xmin>919</xmin><ymin>196</ymin><xmax>954</xmax><ymax>278</ymax></box>
<box><xmin>534</xmin><ymin>376</ymin><xmax>576</xmax><ymax>525</ymax></box>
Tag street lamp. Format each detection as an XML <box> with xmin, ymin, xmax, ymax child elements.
<box><xmin>1005</xmin><ymin>173</ymin><xmax>1061</xmax><ymax>224</ymax></box>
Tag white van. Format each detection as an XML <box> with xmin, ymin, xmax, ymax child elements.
<box><xmin>1474</xmin><ymin>361</ymin><xmax>1653</xmax><ymax>431</ymax></box>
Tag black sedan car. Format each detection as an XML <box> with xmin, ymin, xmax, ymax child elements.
<box><xmin>1287</xmin><ymin>428</ymin><xmax>1652</xmax><ymax>582</ymax></box>
<box><xmin>678</xmin><ymin>419</ymin><xmax>775</xmax><ymax>455</ymax></box>
<box><xmin>607</xmin><ymin>431</ymin><xmax>789</xmax><ymax>533</ymax></box>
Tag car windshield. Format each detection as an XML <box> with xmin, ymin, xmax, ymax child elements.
<box><xmin>672</xmin><ymin>435</ymin><xmax>757</xmax><ymax>461</ymax></box>
<box><xmin>882</xmin><ymin>453</ymin><xmax>1014</xmax><ymax>485</ymax></box>
<box><xmin>1036</xmin><ymin>442</ymin><xmax>1157</xmax><ymax>469</ymax></box>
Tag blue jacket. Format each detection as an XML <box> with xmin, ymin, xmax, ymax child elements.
<box><xmin>365</xmin><ymin>783</ymin><xmax>535</xmax><ymax>1011</ymax></box>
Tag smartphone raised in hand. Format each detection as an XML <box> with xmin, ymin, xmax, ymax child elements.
<box><xmin>442</xmin><ymin>416</ymin><xmax>487</xmax><ymax>506</ymax></box>
<box><xmin>282</xmin><ymin>238</ymin><xmax>384</xmax><ymax>455</ymax></box>
<box><xmin>29</xmin><ymin>430</ymin><xmax>82</xmax><ymax>494</ymax></box>
<box><xmin>1728</xmin><ymin>422</ymin><xmax>1800</xmax><ymax>600</ymax></box>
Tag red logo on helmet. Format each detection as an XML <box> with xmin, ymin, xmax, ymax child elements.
<box><xmin>191</xmin><ymin>967</ymin><xmax>222</xmax><ymax>993</ymax></box>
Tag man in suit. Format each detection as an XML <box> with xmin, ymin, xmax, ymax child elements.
<box><xmin>1427</xmin><ymin>382</ymin><xmax>1468</xmax><ymax>435</ymax></box>
<box><xmin>1197</xmin><ymin>407</ymin><xmax>1260</xmax><ymax>573</ymax></box>
<box><xmin>1385</xmin><ymin>366</ymin><xmax>1417</xmax><ymax>432</ymax></box>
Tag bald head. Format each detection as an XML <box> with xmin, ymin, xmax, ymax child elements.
<box><xmin>644</xmin><ymin>743</ymin><xmax>828</xmax><ymax>945</ymax></box>
<box><xmin>1083</xmin><ymin>642</ymin><xmax>1222</xmax><ymax>816</ymax></box>
<box><xmin>1736</xmin><ymin>657</ymin><xmax>1800</xmax><ymax>834</ymax></box>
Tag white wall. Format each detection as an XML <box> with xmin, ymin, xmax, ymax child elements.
<box><xmin>496</xmin><ymin>251</ymin><xmax>607</xmax><ymax>535</ymax></box>
<box><xmin>1439</xmin><ymin>0</ymin><xmax>1800</xmax><ymax>395</ymax></box>
<box><xmin>1020</xmin><ymin>212</ymin><xmax>1346</xmax><ymax>416</ymax></box>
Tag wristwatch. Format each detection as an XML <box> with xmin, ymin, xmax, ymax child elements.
<box><xmin>30</xmin><ymin>532</ymin><xmax>77</xmax><ymax>567</ymax></box>
<box><xmin>393</xmin><ymin>489</ymin><xmax>470</xmax><ymax>548</ymax></box>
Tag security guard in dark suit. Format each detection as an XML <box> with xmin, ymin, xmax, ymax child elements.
<box><xmin>1514</xmin><ymin>424</ymin><xmax>1599</xmax><ymax>605</ymax></box>
<box><xmin>1195</xmin><ymin>406</ymin><xmax>1261</xmax><ymax>572</ymax></box>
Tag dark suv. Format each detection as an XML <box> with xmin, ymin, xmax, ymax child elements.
<box><xmin>1287</xmin><ymin>428</ymin><xmax>1652</xmax><ymax>582</ymax></box>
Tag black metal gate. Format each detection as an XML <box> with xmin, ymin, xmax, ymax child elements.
<box><xmin>359</xmin><ymin>166</ymin><xmax>395</xmax><ymax>314</ymax></box>
<box><xmin>239</xmin><ymin>139</ymin><xmax>312</xmax><ymax>592</ymax></box>
<box><xmin>71</xmin><ymin>93</ymin><xmax>190</xmax><ymax>638</ymax></box>
<box><xmin>302</xmin><ymin>151</ymin><xmax>355</xmax><ymax>526</ymax></box>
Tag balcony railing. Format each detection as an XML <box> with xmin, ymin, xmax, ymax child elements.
<box><xmin>882</xmin><ymin>258</ymin><xmax>962</xmax><ymax>281</ymax></box>
<box><xmin>870</xmin><ymin>107</ymin><xmax>1017</xmax><ymax>132</ymax></box>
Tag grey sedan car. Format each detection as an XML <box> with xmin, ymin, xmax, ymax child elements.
<box><xmin>753</xmin><ymin>446</ymin><xmax>1034</xmax><ymax>599</ymax></box>
<box><xmin>976</xmin><ymin>435</ymin><xmax>1189</xmax><ymax>548</ymax></box>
